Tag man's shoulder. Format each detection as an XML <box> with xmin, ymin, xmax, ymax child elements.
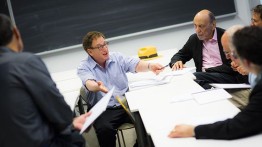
<box><xmin>216</xmin><ymin>27</ymin><xmax>225</xmax><ymax>31</ymax></box>
<box><xmin>189</xmin><ymin>33</ymin><xmax>198</xmax><ymax>39</ymax></box>
<box><xmin>216</xmin><ymin>27</ymin><xmax>225</xmax><ymax>34</ymax></box>
<box><xmin>13</xmin><ymin>52</ymin><xmax>39</xmax><ymax>63</ymax></box>
<box><xmin>187</xmin><ymin>33</ymin><xmax>200</xmax><ymax>44</ymax></box>
<box><xmin>2</xmin><ymin>51</ymin><xmax>36</xmax><ymax>63</ymax></box>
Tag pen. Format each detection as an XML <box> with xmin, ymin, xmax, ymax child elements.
<box><xmin>160</xmin><ymin>64</ymin><xmax>169</xmax><ymax>70</ymax></box>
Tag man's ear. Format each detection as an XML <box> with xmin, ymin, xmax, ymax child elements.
<box><xmin>86</xmin><ymin>49</ymin><xmax>93</xmax><ymax>56</ymax></box>
<box><xmin>212</xmin><ymin>20</ymin><xmax>216</xmax><ymax>30</ymax></box>
<box><xmin>11</xmin><ymin>27</ymin><xmax>24</xmax><ymax>52</ymax></box>
<box><xmin>13</xmin><ymin>27</ymin><xmax>22</xmax><ymax>42</ymax></box>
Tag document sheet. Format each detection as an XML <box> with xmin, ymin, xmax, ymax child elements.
<box><xmin>193</xmin><ymin>88</ymin><xmax>232</xmax><ymax>105</ymax></box>
<box><xmin>129</xmin><ymin>67</ymin><xmax>196</xmax><ymax>90</ymax></box>
<box><xmin>209</xmin><ymin>83</ymin><xmax>251</xmax><ymax>89</ymax></box>
<box><xmin>80</xmin><ymin>87</ymin><xmax>115</xmax><ymax>134</ymax></box>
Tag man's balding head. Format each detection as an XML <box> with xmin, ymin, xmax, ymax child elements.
<box><xmin>222</xmin><ymin>25</ymin><xmax>243</xmax><ymax>60</ymax></box>
<box><xmin>193</xmin><ymin>10</ymin><xmax>216</xmax><ymax>41</ymax></box>
<box><xmin>194</xmin><ymin>10</ymin><xmax>215</xmax><ymax>24</ymax></box>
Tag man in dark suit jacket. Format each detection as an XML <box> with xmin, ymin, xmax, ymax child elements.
<box><xmin>168</xmin><ymin>26</ymin><xmax>262</xmax><ymax>140</ymax></box>
<box><xmin>0</xmin><ymin>14</ymin><xmax>90</xmax><ymax>147</ymax></box>
<box><xmin>169</xmin><ymin>9</ymin><xmax>247</xmax><ymax>89</ymax></box>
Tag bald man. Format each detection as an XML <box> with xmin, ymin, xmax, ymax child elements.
<box><xmin>221</xmin><ymin>25</ymin><xmax>251</xmax><ymax>109</ymax></box>
<box><xmin>169</xmin><ymin>10</ymin><xmax>247</xmax><ymax>89</ymax></box>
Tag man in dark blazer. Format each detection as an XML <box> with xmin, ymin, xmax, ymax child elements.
<box><xmin>168</xmin><ymin>26</ymin><xmax>262</xmax><ymax>140</ymax></box>
<box><xmin>169</xmin><ymin>9</ymin><xmax>247</xmax><ymax>89</ymax></box>
<box><xmin>0</xmin><ymin>14</ymin><xmax>90</xmax><ymax>147</ymax></box>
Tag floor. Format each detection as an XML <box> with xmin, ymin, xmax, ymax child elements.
<box><xmin>82</xmin><ymin>126</ymin><xmax>137</xmax><ymax>147</ymax></box>
<box><xmin>75</xmin><ymin>105</ymin><xmax>137</xmax><ymax>147</ymax></box>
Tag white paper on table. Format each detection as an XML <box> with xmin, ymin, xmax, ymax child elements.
<box><xmin>80</xmin><ymin>87</ymin><xmax>115</xmax><ymax>134</ymax></box>
<box><xmin>193</xmin><ymin>88</ymin><xmax>232</xmax><ymax>105</ymax></box>
<box><xmin>169</xmin><ymin>93</ymin><xmax>194</xmax><ymax>102</ymax></box>
<box><xmin>155</xmin><ymin>67</ymin><xmax>196</xmax><ymax>81</ymax></box>
<box><xmin>169</xmin><ymin>88</ymin><xmax>205</xmax><ymax>103</ymax></box>
<box><xmin>129</xmin><ymin>67</ymin><xmax>196</xmax><ymax>91</ymax></box>
<box><xmin>209</xmin><ymin>83</ymin><xmax>251</xmax><ymax>89</ymax></box>
<box><xmin>129</xmin><ymin>78</ymin><xmax>170</xmax><ymax>90</ymax></box>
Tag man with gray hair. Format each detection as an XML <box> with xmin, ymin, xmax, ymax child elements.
<box><xmin>221</xmin><ymin>25</ymin><xmax>251</xmax><ymax>109</ymax></box>
<box><xmin>169</xmin><ymin>9</ymin><xmax>247</xmax><ymax>89</ymax></box>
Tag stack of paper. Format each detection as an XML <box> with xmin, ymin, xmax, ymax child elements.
<box><xmin>155</xmin><ymin>67</ymin><xmax>196</xmax><ymax>81</ymax></box>
<box><xmin>129</xmin><ymin>67</ymin><xmax>196</xmax><ymax>91</ymax></box>
<box><xmin>129</xmin><ymin>78</ymin><xmax>170</xmax><ymax>91</ymax></box>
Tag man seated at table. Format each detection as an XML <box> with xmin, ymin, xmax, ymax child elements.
<box><xmin>221</xmin><ymin>25</ymin><xmax>251</xmax><ymax>109</ymax></box>
<box><xmin>169</xmin><ymin>9</ymin><xmax>247</xmax><ymax>89</ymax></box>
<box><xmin>221</xmin><ymin>4</ymin><xmax>262</xmax><ymax>109</ymax></box>
<box><xmin>169</xmin><ymin>26</ymin><xmax>262</xmax><ymax>140</ymax></box>
<box><xmin>77</xmin><ymin>31</ymin><xmax>164</xmax><ymax>147</ymax></box>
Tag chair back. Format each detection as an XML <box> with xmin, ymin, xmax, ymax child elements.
<box><xmin>116</xmin><ymin>96</ymin><xmax>135</xmax><ymax>123</ymax></box>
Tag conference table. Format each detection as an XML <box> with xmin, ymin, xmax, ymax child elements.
<box><xmin>50</xmin><ymin>49</ymin><xmax>179</xmax><ymax>111</ymax></box>
<box><xmin>49</xmin><ymin>48</ymin><xmax>262</xmax><ymax>147</ymax></box>
<box><xmin>50</xmin><ymin>69</ymin><xmax>82</xmax><ymax>111</ymax></box>
<box><xmin>125</xmin><ymin>50</ymin><xmax>262</xmax><ymax>147</ymax></box>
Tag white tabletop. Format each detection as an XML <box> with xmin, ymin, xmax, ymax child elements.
<box><xmin>51</xmin><ymin>69</ymin><xmax>82</xmax><ymax>111</ymax></box>
<box><xmin>63</xmin><ymin>90</ymin><xmax>80</xmax><ymax>111</ymax></box>
<box><xmin>126</xmin><ymin>75</ymin><xmax>262</xmax><ymax>147</ymax></box>
<box><xmin>55</xmin><ymin>78</ymin><xmax>82</xmax><ymax>93</ymax></box>
<box><xmin>125</xmin><ymin>49</ymin><xmax>262</xmax><ymax>147</ymax></box>
<box><xmin>126</xmin><ymin>74</ymin><xmax>198</xmax><ymax>112</ymax></box>
<box><xmin>51</xmin><ymin>69</ymin><xmax>78</xmax><ymax>82</ymax></box>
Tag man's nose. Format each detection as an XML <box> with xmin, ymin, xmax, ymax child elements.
<box><xmin>195</xmin><ymin>27</ymin><xmax>200</xmax><ymax>33</ymax></box>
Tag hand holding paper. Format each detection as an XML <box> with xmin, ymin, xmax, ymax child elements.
<box><xmin>73</xmin><ymin>112</ymin><xmax>92</xmax><ymax>131</ymax></box>
<box><xmin>79</xmin><ymin>86</ymin><xmax>115</xmax><ymax>134</ymax></box>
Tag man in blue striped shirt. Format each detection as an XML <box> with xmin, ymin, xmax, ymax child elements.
<box><xmin>77</xmin><ymin>31</ymin><xmax>164</xmax><ymax>147</ymax></box>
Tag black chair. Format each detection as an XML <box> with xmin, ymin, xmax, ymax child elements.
<box><xmin>78</xmin><ymin>87</ymin><xmax>137</xmax><ymax>147</ymax></box>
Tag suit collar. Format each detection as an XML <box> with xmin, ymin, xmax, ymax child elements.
<box><xmin>0</xmin><ymin>47</ymin><xmax>14</xmax><ymax>54</ymax></box>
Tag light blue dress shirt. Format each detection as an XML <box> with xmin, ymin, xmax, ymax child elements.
<box><xmin>77</xmin><ymin>52</ymin><xmax>140</xmax><ymax>107</ymax></box>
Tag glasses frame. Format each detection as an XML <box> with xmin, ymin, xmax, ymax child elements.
<box><xmin>89</xmin><ymin>41</ymin><xmax>109</xmax><ymax>51</ymax></box>
<box><xmin>231</xmin><ymin>50</ymin><xmax>239</xmax><ymax>59</ymax></box>
<box><xmin>224</xmin><ymin>51</ymin><xmax>231</xmax><ymax>57</ymax></box>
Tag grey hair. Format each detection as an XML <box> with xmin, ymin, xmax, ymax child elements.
<box><xmin>208</xmin><ymin>11</ymin><xmax>216</xmax><ymax>23</ymax></box>
<box><xmin>226</xmin><ymin>25</ymin><xmax>244</xmax><ymax>51</ymax></box>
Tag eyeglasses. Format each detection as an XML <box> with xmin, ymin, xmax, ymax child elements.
<box><xmin>251</xmin><ymin>18</ymin><xmax>259</xmax><ymax>23</ymax></box>
<box><xmin>224</xmin><ymin>51</ymin><xmax>231</xmax><ymax>57</ymax></box>
<box><xmin>90</xmin><ymin>41</ymin><xmax>109</xmax><ymax>51</ymax></box>
<box><xmin>231</xmin><ymin>51</ymin><xmax>239</xmax><ymax>59</ymax></box>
